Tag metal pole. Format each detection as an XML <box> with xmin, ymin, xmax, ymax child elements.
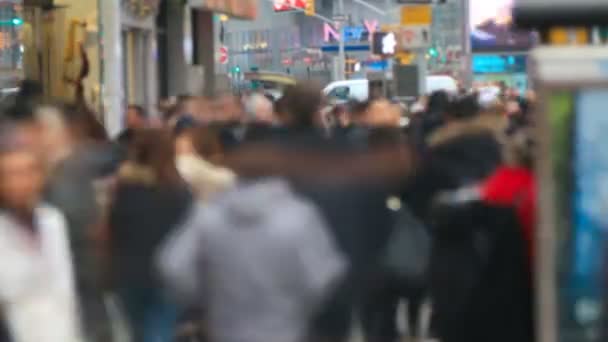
<box><xmin>337</xmin><ymin>0</ymin><xmax>346</xmax><ymax>80</ymax></box>
<box><xmin>461</xmin><ymin>0</ymin><xmax>472</xmax><ymax>89</ymax></box>
<box><xmin>417</xmin><ymin>50</ymin><xmax>427</xmax><ymax>95</ymax></box>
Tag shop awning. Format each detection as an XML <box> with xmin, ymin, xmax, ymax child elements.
<box><xmin>188</xmin><ymin>0</ymin><xmax>258</xmax><ymax>19</ymax></box>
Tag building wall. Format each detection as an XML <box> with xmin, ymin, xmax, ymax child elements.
<box><xmin>222</xmin><ymin>0</ymin><xmax>299</xmax><ymax>73</ymax></box>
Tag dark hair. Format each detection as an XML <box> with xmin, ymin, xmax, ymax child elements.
<box><xmin>191</xmin><ymin>125</ymin><xmax>225</xmax><ymax>160</ymax></box>
<box><xmin>281</xmin><ymin>83</ymin><xmax>322</xmax><ymax>127</ymax></box>
<box><xmin>448</xmin><ymin>94</ymin><xmax>480</xmax><ymax>120</ymax></box>
<box><xmin>129</xmin><ymin>129</ymin><xmax>181</xmax><ymax>185</ymax></box>
<box><xmin>427</xmin><ymin>91</ymin><xmax>450</xmax><ymax>114</ymax></box>
<box><xmin>274</xmin><ymin>95</ymin><xmax>288</xmax><ymax>116</ymax></box>
<box><xmin>264</xmin><ymin>93</ymin><xmax>275</xmax><ymax>103</ymax></box>
<box><xmin>347</xmin><ymin>100</ymin><xmax>371</xmax><ymax>119</ymax></box>
<box><xmin>4</xmin><ymin>80</ymin><xmax>44</xmax><ymax>122</ymax></box>
<box><xmin>127</xmin><ymin>104</ymin><xmax>147</xmax><ymax>118</ymax></box>
<box><xmin>63</xmin><ymin>103</ymin><xmax>108</xmax><ymax>142</ymax></box>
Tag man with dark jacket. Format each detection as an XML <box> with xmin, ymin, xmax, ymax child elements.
<box><xmin>404</xmin><ymin>95</ymin><xmax>533</xmax><ymax>342</ymax></box>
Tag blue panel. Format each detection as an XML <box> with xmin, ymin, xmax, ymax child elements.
<box><xmin>472</xmin><ymin>54</ymin><xmax>527</xmax><ymax>74</ymax></box>
<box><xmin>321</xmin><ymin>45</ymin><xmax>370</xmax><ymax>52</ymax></box>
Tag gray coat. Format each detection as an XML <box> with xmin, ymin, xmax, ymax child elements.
<box><xmin>159</xmin><ymin>179</ymin><xmax>346</xmax><ymax>342</ymax></box>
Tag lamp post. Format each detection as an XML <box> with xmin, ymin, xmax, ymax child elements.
<box><xmin>337</xmin><ymin>0</ymin><xmax>346</xmax><ymax>80</ymax></box>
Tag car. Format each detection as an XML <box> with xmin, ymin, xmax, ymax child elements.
<box><xmin>323</xmin><ymin>75</ymin><xmax>458</xmax><ymax>103</ymax></box>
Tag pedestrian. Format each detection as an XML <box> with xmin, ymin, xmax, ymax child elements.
<box><xmin>224</xmin><ymin>84</ymin><xmax>414</xmax><ymax>342</ymax></box>
<box><xmin>404</xmin><ymin>94</ymin><xmax>533</xmax><ymax>342</ymax></box>
<box><xmin>418</xmin><ymin>91</ymin><xmax>450</xmax><ymax>146</ymax></box>
<box><xmin>117</xmin><ymin>105</ymin><xmax>147</xmax><ymax>146</ymax></box>
<box><xmin>174</xmin><ymin>125</ymin><xmax>236</xmax><ymax>203</ymax></box>
<box><xmin>108</xmin><ymin>128</ymin><xmax>193</xmax><ymax>342</ymax></box>
<box><xmin>481</xmin><ymin>128</ymin><xmax>536</xmax><ymax>266</ymax></box>
<box><xmin>407</xmin><ymin>93</ymin><xmax>504</xmax><ymax>216</ymax></box>
<box><xmin>244</xmin><ymin>93</ymin><xmax>275</xmax><ymax>125</ymax></box>
<box><xmin>159</xmin><ymin>179</ymin><xmax>347</xmax><ymax>342</ymax></box>
<box><xmin>36</xmin><ymin>103</ymin><xmax>116</xmax><ymax>341</ymax></box>
<box><xmin>0</xmin><ymin>123</ymin><xmax>83</xmax><ymax>342</ymax></box>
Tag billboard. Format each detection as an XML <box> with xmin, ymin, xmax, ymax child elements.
<box><xmin>273</xmin><ymin>0</ymin><xmax>306</xmax><ymax>12</ymax></box>
<box><xmin>470</xmin><ymin>0</ymin><xmax>535</xmax><ymax>51</ymax></box>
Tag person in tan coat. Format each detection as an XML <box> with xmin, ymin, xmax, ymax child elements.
<box><xmin>174</xmin><ymin>125</ymin><xmax>236</xmax><ymax>202</ymax></box>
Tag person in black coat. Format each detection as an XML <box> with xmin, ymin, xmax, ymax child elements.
<box><xmin>109</xmin><ymin>129</ymin><xmax>193</xmax><ymax>342</ymax></box>
<box><xmin>405</xmin><ymin>94</ymin><xmax>503</xmax><ymax>216</ymax></box>
<box><xmin>429</xmin><ymin>198</ymin><xmax>534</xmax><ymax>342</ymax></box>
<box><xmin>404</xmin><ymin>95</ymin><xmax>534</xmax><ymax>342</ymax></box>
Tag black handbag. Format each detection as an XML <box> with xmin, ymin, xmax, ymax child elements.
<box><xmin>381</xmin><ymin>206</ymin><xmax>431</xmax><ymax>288</ymax></box>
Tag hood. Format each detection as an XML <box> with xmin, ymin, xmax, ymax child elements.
<box><xmin>427</xmin><ymin>114</ymin><xmax>507</xmax><ymax>148</ymax></box>
<box><xmin>217</xmin><ymin>178</ymin><xmax>292</xmax><ymax>223</ymax></box>
<box><xmin>425</xmin><ymin>114</ymin><xmax>506</xmax><ymax>190</ymax></box>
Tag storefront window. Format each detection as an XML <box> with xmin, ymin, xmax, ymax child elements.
<box><xmin>0</xmin><ymin>1</ymin><xmax>23</xmax><ymax>89</ymax></box>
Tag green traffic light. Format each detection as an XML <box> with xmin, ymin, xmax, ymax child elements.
<box><xmin>11</xmin><ymin>18</ymin><xmax>23</xmax><ymax>26</ymax></box>
<box><xmin>428</xmin><ymin>48</ymin><xmax>438</xmax><ymax>57</ymax></box>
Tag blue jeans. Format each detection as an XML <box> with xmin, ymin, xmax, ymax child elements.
<box><xmin>118</xmin><ymin>288</ymin><xmax>178</xmax><ymax>342</ymax></box>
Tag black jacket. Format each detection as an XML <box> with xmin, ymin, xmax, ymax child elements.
<box><xmin>405</xmin><ymin>116</ymin><xmax>504</xmax><ymax>219</ymax></box>
<box><xmin>403</xmin><ymin>115</ymin><xmax>532</xmax><ymax>342</ymax></box>
<box><xmin>109</xmin><ymin>165</ymin><xmax>193</xmax><ymax>289</ymax></box>
<box><xmin>429</xmin><ymin>201</ymin><xmax>534</xmax><ymax>342</ymax></box>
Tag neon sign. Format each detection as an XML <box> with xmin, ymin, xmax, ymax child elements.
<box><xmin>323</xmin><ymin>20</ymin><xmax>378</xmax><ymax>43</ymax></box>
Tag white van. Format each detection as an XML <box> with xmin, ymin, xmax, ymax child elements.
<box><xmin>323</xmin><ymin>75</ymin><xmax>458</xmax><ymax>102</ymax></box>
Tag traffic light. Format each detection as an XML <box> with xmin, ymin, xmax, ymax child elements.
<box><xmin>345</xmin><ymin>58</ymin><xmax>358</xmax><ymax>75</ymax></box>
<box><xmin>428</xmin><ymin>47</ymin><xmax>438</xmax><ymax>58</ymax></box>
<box><xmin>0</xmin><ymin>17</ymin><xmax>23</xmax><ymax>26</ymax></box>
<box><xmin>232</xmin><ymin>66</ymin><xmax>241</xmax><ymax>74</ymax></box>
<box><xmin>305</xmin><ymin>0</ymin><xmax>315</xmax><ymax>16</ymax></box>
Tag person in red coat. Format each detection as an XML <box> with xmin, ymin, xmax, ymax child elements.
<box><xmin>480</xmin><ymin>130</ymin><xmax>536</xmax><ymax>266</ymax></box>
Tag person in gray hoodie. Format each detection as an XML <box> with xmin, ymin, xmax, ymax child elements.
<box><xmin>158</xmin><ymin>179</ymin><xmax>346</xmax><ymax>342</ymax></box>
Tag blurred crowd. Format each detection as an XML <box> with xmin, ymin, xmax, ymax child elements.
<box><xmin>0</xmin><ymin>80</ymin><xmax>536</xmax><ymax>342</ymax></box>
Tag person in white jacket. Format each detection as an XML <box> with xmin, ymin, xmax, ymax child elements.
<box><xmin>0</xmin><ymin>124</ymin><xmax>82</xmax><ymax>342</ymax></box>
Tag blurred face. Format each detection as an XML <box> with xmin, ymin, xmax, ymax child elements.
<box><xmin>175</xmin><ymin>133</ymin><xmax>195</xmax><ymax>156</ymax></box>
<box><xmin>214</xmin><ymin>96</ymin><xmax>243</xmax><ymax>122</ymax></box>
<box><xmin>0</xmin><ymin>150</ymin><xmax>44</xmax><ymax>211</ymax></box>
<box><xmin>363</xmin><ymin>100</ymin><xmax>402</xmax><ymax>127</ymax></box>
<box><xmin>126</xmin><ymin>107</ymin><xmax>145</xmax><ymax>129</ymax></box>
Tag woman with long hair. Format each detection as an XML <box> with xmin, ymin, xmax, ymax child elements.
<box><xmin>108</xmin><ymin>129</ymin><xmax>193</xmax><ymax>341</ymax></box>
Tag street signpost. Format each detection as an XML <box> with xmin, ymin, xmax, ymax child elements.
<box><xmin>332</xmin><ymin>14</ymin><xmax>349</xmax><ymax>23</ymax></box>
<box><xmin>386</xmin><ymin>3</ymin><xmax>432</xmax><ymax>97</ymax></box>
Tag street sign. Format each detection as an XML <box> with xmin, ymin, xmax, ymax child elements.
<box><xmin>396</xmin><ymin>25</ymin><xmax>432</xmax><ymax>49</ymax></box>
<box><xmin>219</xmin><ymin>46</ymin><xmax>229</xmax><ymax>64</ymax></box>
<box><xmin>401</xmin><ymin>5</ymin><xmax>432</xmax><ymax>25</ymax></box>
<box><xmin>332</xmin><ymin>14</ymin><xmax>349</xmax><ymax>23</ymax></box>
